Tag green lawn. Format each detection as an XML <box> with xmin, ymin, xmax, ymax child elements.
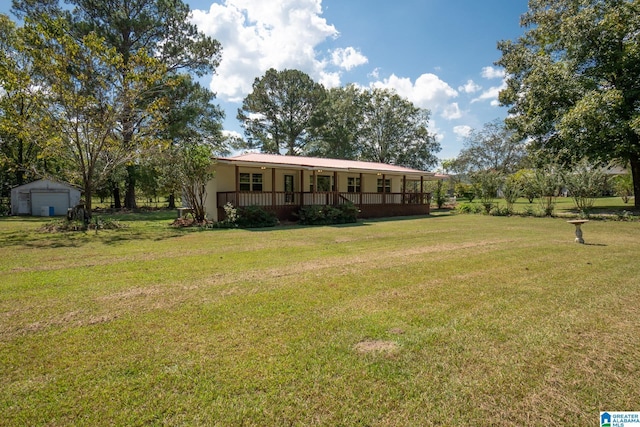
<box><xmin>452</xmin><ymin>195</ymin><xmax>637</xmax><ymax>215</ymax></box>
<box><xmin>510</xmin><ymin>195</ymin><xmax>636</xmax><ymax>214</ymax></box>
<box><xmin>1</xmin><ymin>211</ymin><xmax>638</xmax><ymax>426</ymax></box>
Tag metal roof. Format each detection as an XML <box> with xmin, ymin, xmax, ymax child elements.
<box><xmin>216</xmin><ymin>153</ymin><xmax>436</xmax><ymax>178</ymax></box>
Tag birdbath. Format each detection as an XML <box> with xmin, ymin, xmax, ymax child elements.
<box><xmin>567</xmin><ymin>219</ymin><xmax>589</xmax><ymax>244</ymax></box>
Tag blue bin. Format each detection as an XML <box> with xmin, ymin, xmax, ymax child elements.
<box><xmin>49</xmin><ymin>206</ymin><xmax>55</xmax><ymax>216</ymax></box>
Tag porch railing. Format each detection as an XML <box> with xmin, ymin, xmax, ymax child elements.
<box><xmin>217</xmin><ymin>191</ymin><xmax>430</xmax><ymax>209</ymax></box>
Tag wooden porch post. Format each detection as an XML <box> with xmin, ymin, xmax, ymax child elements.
<box><xmin>333</xmin><ymin>171</ymin><xmax>338</xmax><ymax>205</ymax></box>
<box><xmin>420</xmin><ymin>176</ymin><xmax>424</xmax><ymax>204</ymax></box>
<box><xmin>312</xmin><ymin>170</ymin><xmax>317</xmax><ymax>194</ymax></box>
<box><xmin>359</xmin><ymin>172</ymin><xmax>363</xmax><ymax>207</ymax></box>
<box><xmin>402</xmin><ymin>175</ymin><xmax>406</xmax><ymax>204</ymax></box>
<box><xmin>271</xmin><ymin>167</ymin><xmax>276</xmax><ymax>208</ymax></box>
<box><xmin>235</xmin><ymin>165</ymin><xmax>240</xmax><ymax>206</ymax></box>
<box><xmin>299</xmin><ymin>170</ymin><xmax>304</xmax><ymax>207</ymax></box>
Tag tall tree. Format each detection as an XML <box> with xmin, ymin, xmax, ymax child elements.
<box><xmin>237</xmin><ymin>68</ymin><xmax>326</xmax><ymax>155</ymax></box>
<box><xmin>497</xmin><ymin>0</ymin><xmax>640</xmax><ymax>207</ymax></box>
<box><xmin>306</xmin><ymin>84</ymin><xmax>365</xmax><ymax>159</ymax></box>
<box><xmin>13</xmin><ymin>0</ymin><xmax>223</xmax><ymax>208</ymax></box>
<box><xmin>0</xmin><ymin>14</ymin><xmax>45</xmax><ymax>186</ymax></box>
<box><xmin>18</xmin><ymin>16</ymin><xmax>144</xmax><ymax>212</ymax></box>
<box><xmin>357</xmin><ymin>88</ymin><xmax>440</xmax><ymax>170</ymax></box>
<box><xmin>455</xmin><ymin>119</ymin><xmax>527</xmax><ymax>174</ymax></box>
<box><xmin>152</xmin><ymin>75</ymin><xmax>227</xmax><ymax>209</ymax></box>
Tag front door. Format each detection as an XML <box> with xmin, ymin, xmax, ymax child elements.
<box><xmin>284</xmin><ymin>175</ymin><xmax>294</xmax><ymax>203</ymax></box>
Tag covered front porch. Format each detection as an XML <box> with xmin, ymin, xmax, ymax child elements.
<box><xmin>209</xmin><ymin>154</ymin><xmax>436</xmax><ymax>221</ymax></box>
<box><xmin>217</xmin><ymin>189</ymin><xmax>432</xmax><ymax>221</ymax></box>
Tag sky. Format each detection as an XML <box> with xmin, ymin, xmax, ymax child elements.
<box><xmin>187</xmin><ymin>0</ymin><xmax>530</xmax><ymax>165</ymax></box>
<box><xmin>2</xmin><ymin>0</ymin><xmax>531</xmax><ymax>167</ymax></box>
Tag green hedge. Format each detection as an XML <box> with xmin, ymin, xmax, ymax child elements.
<box><xmin>236</xmin><ymin>205</ymin><xmax>279</xmax><ymax>228</ymax></box>
<box><xmin>297</xmin><ymin>204</ymin><xmax>359</xmax><ymax>225</ymax></box>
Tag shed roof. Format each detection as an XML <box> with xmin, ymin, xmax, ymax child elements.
<box><xmin>11</xmin><ymin>179</ymin><xmax>81</xmax><ymax>191</ymax></box>
<box><xmin>216</xmin><ymin>153</ymin><xmax>436</xmax><ymax>178</ymax></box>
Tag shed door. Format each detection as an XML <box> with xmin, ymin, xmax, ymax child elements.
<box><xmin>31</xmin><ymin>191</ymin><xmax>70</xmax><ymax>216</ymax></box>
<box><xmin>18</xmin><ymin>192</ymin><xmax>31</xmax><ymax>215</ymax></box>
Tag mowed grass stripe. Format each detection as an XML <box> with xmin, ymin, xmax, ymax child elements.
<box><xmin>0</xmin><ymin>212</ymin><xmax>638</xmax><ymax>426</ymax></box>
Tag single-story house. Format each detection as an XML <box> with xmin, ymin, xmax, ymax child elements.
<box><xmin>204</xmin><ymin>153</ymin><xmax>440</xmax><ymax>222</ymax></box>
<box><xmin>10</xmin><ymin>179</ymin><xmax>82</xmax><ymax>216</ymax></box>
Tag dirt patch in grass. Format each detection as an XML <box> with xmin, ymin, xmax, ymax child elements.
<box><xmin>354</xmin><ymin>340</ymin><xmax>399</xmax><ymax>354</ymax></box>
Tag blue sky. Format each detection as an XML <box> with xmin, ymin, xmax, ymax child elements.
<box><xmin>2</xmin><ymin>0</ymin><xmax>530</xmax><ymax>167</ymax></box>
<box><xmin>189</xmin><ymin>0</ymin><xmax>529</xmax><ymax>166</ymax></box>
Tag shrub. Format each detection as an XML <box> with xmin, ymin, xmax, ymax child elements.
<box><xmin>0</xmin><ymin>199</ymin><xmax>9</xmax><ymax>216</ymax></box>
<box><xmin>490</xmin><ymin>204</ymin><xmax>511</xmax><ymax>216</ymax></box>
<box><xmin>616</xmin><ymin>210</ymin><xmax>636</xmax><ymax>221</ymax></box>
<box><xmin>455</xmin><ymin>183</ymin><xmax>476</xmax><ymax>202</ymax></box>
<box><xmin>612</xmin><ymin>172</ymin><xmax>633</xmax><ymax>204</ymax></box>
<box><xmin>470</xmin><ymin>170</ymin><xmax>503</xmax><ymax>214</ymax></box>
<box><xmin>562</xmin><ymin>159</ymin><xmax>605</xmax><ymax>216</ymax></box>
<box><xmin>297</xmin><ymin>203</ymin><xmax>359</xmax><ymax>225</ymax></box>
<box><xmin>217</xmin><ymin>202</ymin><xmax>239</xmax><ymax>228</ymax></box>
<box><xmin>40</xmin><ymin>216</ymin><xmax>125</xmax><ymax>232</ymax></box>
<box><xmin>453</xmin><ymin>202</ymin><xmax>483</xmax><ymax>214</ymax></box>
<box><xmin>513</xmin><ymin>169</ymin><xmax>537</xmax><ymax>203</ymax></box>
<box><xmin>236</xmin><ymin>205</ymin><xmax>279</xmax><ymax>228</ymax></box>
<box><xmin>502</xmin><ymin>175</ymin><xmax>521</xmax><ymax>214</ymax></box>
<box><xmin>533</xmin><ymin>165</ymin><xmax>563</xmax><ymax>216</ymax></box>
<box><xmin>434</xmin><ymin>179</ymin><xmax>447</xmax><ymax>209</ymax></box>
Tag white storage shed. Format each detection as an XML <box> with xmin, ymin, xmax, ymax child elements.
<box><xmin>10</xmin><ymin>179</ymin><xmax>82</xmax><ymax>216</ymax></box>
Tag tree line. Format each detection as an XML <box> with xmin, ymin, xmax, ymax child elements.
<box><xmin>447</xmin><ymin>0</ymin><xmax>638</xmax><ymax>209</ymax></box>
<box><xmin>237</xmin><ymin>69</ymin><xmax>440</xmax><ymax>171</ymax></box>
<box><xmin>2</xmin><ymin>0</ymin><xmax>638</xmax><ymax>216</ymax></box>
<box><xmin>0</xmin><ymin>1</ymin><xmax>441</xmax><ymax>219</ymax></box>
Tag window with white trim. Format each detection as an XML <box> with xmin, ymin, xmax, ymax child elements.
<box><xmin>347</xmin><ymin>177</ymin><xmax>361</xmax><ymax>193</ymax></box>
<box><xmin>377</xmin><ymin>178</ymin><xmax>391</xmax><ymax>193</ymax></box>
<box><xmin>239</xmin><ymin>173</ymin><xmax>263</xmax><ymax>191</ymax></box>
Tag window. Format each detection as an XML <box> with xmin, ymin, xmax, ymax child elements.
<box><xmin>239</xmin><ymin>173</ymin><xmax>263</xmax><ymax>191</ymax></box>
<box><xmin>377</xmin><ymin>178</ymin><xmax>391</xmax><ymax>193</ymax></box>
<box><xmin>310</xmin><ymin>175</ymin><xmax>333</xmax><ymax>192</ymax></box>
<box><xmin>252</xmin><ymin>173</ymin><xmax>263</xmax><ymax>192</ymax></box>
<box><xmin>347</xmin><ymin>177</ymin><xmax>361</xmax><ymax>193</ymax></box>
<box><xmin>239</xmin><ymin>173</ymin><xmax>250</xmax><ymax>191</ymax></box>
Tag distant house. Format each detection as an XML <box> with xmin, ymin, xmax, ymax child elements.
<box><xmin>205</xmin><ymin>153</ymin><xmax>439</xmax><ymax>222</ymax></box>
<box><xmin>10</xmin><ymin>179</ymin><xmax>81</xmax><ymax>216</ymax></box>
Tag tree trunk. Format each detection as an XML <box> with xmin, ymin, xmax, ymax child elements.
<box><xmin>630</xmin><ymin>153</ymin><xmax>640</xmax><ymax>209</ymax></box>
<box><xmin>15</xmin><ymin>169</ymin><xmax>25</xmax><ymax>186</ymax></box>
<box><xmin>168</xmin><ymin>193</ymin><xmax>176</xmax><ymax>209</ymax></box>
<box><xmin>83</xmin><ymin>184</ymin><xmax>93</xmax><ymax>219</ymax></box>
<box><xmin>112</xmin><ymin>184</ymin><xmax>121</xmax><ymax>209</ymax></box>
<box><xmin>16</xmin><ymin>140</ymin><xmax>25</xmax><ymax>185</ymax></box>
<box><xmin>124</xmin><ymin>165</ymin><xmax>137</xmax><ymax>209</ymax></box>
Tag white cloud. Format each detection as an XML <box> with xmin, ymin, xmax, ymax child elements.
<box><xmin>458</xmin><ymin>79</ymin><xmax>481</xmax><ymax>94</ymax></box>
<box><xmin>471</xmin><ymin>81</ymin><xmax>507</xmax><ymax>105</ymax></box>
<box><xmin>190</xmin><ymin>0</ymin><xmax>365</xmax><ymax>102</ymax></box>
<box><xmin>331</xmin><ymin>47</ymin><xmax>368</xmax><ymax>71</ymax></box>
<box><xmin>481</xmin><ymin>66</ymin><xmax>506</xmax><ymax>80</ymax></box>
<box><xmin>318</xmin><ymin>71</ymin><xmax>341</xmax><ymax>88</ymax></box>
<box><xmin>370</xmin><ymin>73</ymin><xmax>460</xmax><ymax>120</ymax></box>
<box><xmin>222</xmin><ymin>129</ymin><xmax>243</xmax><ymax>139</ymax></box>
<box><xmin>453</xmin><ymin>125</ymin><xmax>472</xmax><ymax>139</ymax></box>
<box><xmin>442</xmin><ymin>103</ymin><xmax>462</xmax><ymax>120</ymax></box>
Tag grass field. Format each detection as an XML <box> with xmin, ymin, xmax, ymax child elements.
<box><xmin>1</xmin><ymin>209</ymin><xmax>639</xmax><ymax>426</ymax></box>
